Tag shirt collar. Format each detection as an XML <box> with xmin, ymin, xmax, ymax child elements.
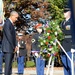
<box><xmin>9</xmin><ymin>18</ymin><xmax>13</xmax><ymax>24</ymax></box>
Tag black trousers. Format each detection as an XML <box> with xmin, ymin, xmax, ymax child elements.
<box><xmin>4</xmin><ymin>52</ymin><xmax>14</xmax><ymax>75</ymax></box>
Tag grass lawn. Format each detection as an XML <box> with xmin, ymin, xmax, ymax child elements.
<box><xmin>12</xmin><ymin>60</ymin><xmax>35</xmax><ymax>68</ymax></box>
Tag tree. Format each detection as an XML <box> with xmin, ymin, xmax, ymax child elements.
<box><xmin>47</xmin><ymin>0</ymin><xmax>68</xmax><ymax>23</ymax></box>
<box><xmin>3</xmin><ymin>0</ymin><xmax>68</xmax><ymax>31</ymax></box>
<box><xmin>4</xmin><ymin>0</ymin><xmax>68</xmax><ymax>20</ymax></box>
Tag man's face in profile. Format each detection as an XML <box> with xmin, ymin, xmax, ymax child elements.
<box><xmin>12</xmin><ymin>14</ymin><xmax>19</xmax><ymax>23</ymax></box>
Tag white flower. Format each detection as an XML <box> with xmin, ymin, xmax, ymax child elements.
<box><xmin>43</xmin><ymin>40</ymin><xmax>46</xmax><ymax>43</ymax></box>
<box><xmin>47</xmin><ymin>33</ymin><xmax>50</xmax><ymax>36</ymax></box>
<box><xmin>53</xmin><ymin>22</ymin><xmax>55</xmax><ymax>24</ymax></box>
<box><xmin>44</xmin><ymin>28</ymin><xmax>46</xmax><ymax>30</ymax></box>
<box><xmin>48</xmin><ymin>48</ymin><xmax>53</xmax><ymax>51</ymax></box>
<box><xmin>55</xmin><ymin>32</ymin><xmax>57</xmax><ymax>36</ymax></box>
<box><xmin>41</xmin><ymin>42</ymin><xmax>44</xmax><ymax>45</ymax></box>
<box><xmin>50</xmin><ymin>41</ymin><xmax>53</xmax><ymax>44</ymax></box>
<box><xmin>53</xmin><ymin>42</ymin><xmax>56</xmax><ymax>46</ymax></box>
<box><xmin>56</xmin><ymin>25</ymin><xmax>59</xmax><ymax>28</ymax></box>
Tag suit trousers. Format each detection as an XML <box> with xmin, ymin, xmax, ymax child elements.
<box><xmin>61</xmin><ymin>51</ymin><xmax>72</xmax><ymax>75</ymax></box>
<box><xmin>17</xmin><ymin>56</ymin><xmax>25</xmax><ymax>74</ymax></box>
<box><xmin>4</xmin><ymin>52</ymin><xmax>14</xmax><ymax>75</ymax></box>
<box><xmin>35</xmin><ymin>56</ymin><xmax>45</xmax><ymax>75</ymax></box>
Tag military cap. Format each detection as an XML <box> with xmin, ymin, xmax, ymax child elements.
<box><xmin>17</xmin><ymin>33</ymin><xmax>23</xmax><ymax>36</ymax></box>
<box><xmin>63</xmin><ymin>5</ymin><xmax>70</xmax><ymax>12</ymax></box>
<box><xmin>35</xmin><ymin>23</ymin><xmax>42</xmax><ymax>29</ymax></box>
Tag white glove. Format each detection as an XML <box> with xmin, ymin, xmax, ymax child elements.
<box><xmin>71</xmin><ymin>48</ymin><xmax>75</xmax><ymax>53</ymax></box>
<box><xmin>17</xmin><ymin>50</ymin><xmax>19</xmax><ymax>53</ymax></box>
<box><xmin>35</xmin><ymin>53</ymin><xmax>39</xmax><ymax>57</ymax></box>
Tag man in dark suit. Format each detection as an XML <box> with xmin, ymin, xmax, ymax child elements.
<box><xmin>2</xmin><ymin>11</ymin><xmax>19</xmax><ymax>75</ymax></box>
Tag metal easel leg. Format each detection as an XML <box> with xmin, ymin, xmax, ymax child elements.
<box><xmin>71</xmin><ymin>49</ymin><xmax>75</xmax><ymax>75</ymax></box>
<box><xmin>50</xmin><ymin>59</ymin><xmax>54</xmax><ymax>75</ymax></box>
<box><xmin>46</xmin><ymin>55</ymin><xmax>52</xmax><ymax>75</ymax></box>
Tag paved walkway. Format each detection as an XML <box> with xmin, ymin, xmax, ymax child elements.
<box><xmin>1</xmin><ymin>67</ymin><xmax>64</xmax><ymax>75</ymax></box>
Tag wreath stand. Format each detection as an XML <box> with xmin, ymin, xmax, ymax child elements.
<box><xmin>46</xmin><ymin>39</ymin><xmax>75</xmax><ymax>75</ymax></box>
<box><xmin>46</xmin><ymin>55</ymin><xmax>55</xmax><ymax>75</ymax></box>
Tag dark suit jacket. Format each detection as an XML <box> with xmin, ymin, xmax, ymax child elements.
<box><xmin>2</xmin><ymin>19</ymin><xmax>16</xmax><ymax>53</ymax></box>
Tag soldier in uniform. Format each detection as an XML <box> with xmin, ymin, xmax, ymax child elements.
<box><xmin>31</xmin><ymin>23</ymin><xmax>45</xmax><ymax>75</ymax></box>
<box><xmin>17</xmin><ymin>33</ymin><xmax>27</xmax><ymax>75</ymax></box>
<box><xmin>60</xmin><ymin>6</ymin><xmax>73</xmax><ymax>75</ymax></box>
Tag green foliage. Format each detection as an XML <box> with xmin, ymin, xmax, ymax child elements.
<box><xmin>47</xmin><ymin>0</ymin><xmax>67</xmax><ymax>8</ymax></box>
<box><xmin>47</xmin><ymin>0</ymin><xmax>68</xmax><ymax>23</ymax></box>
<box><xmin>12</xmin><ymin>61</ymin><xmax>17</xmax><ymax>67</ymax></box>
<box><xmin>26</xmin><ymin>61</ymin><xmax>35</xmax><ymax>67</ymax></box>
<box><xmin>12</xmin><ymin>61</ymin><xmax>35</xmax><ymax>68</ymax></box>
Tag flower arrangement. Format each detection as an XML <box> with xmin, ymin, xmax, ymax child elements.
<box><xmin>38</xmin><ymin>20</ymin><xmax>64</xmax><ymax>59</ymax></box>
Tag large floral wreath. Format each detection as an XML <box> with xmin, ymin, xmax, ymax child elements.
<box><xmin>38</xmin><ymin>20</ymin><xmax>64</xmax><ymax>59</ymax></box>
